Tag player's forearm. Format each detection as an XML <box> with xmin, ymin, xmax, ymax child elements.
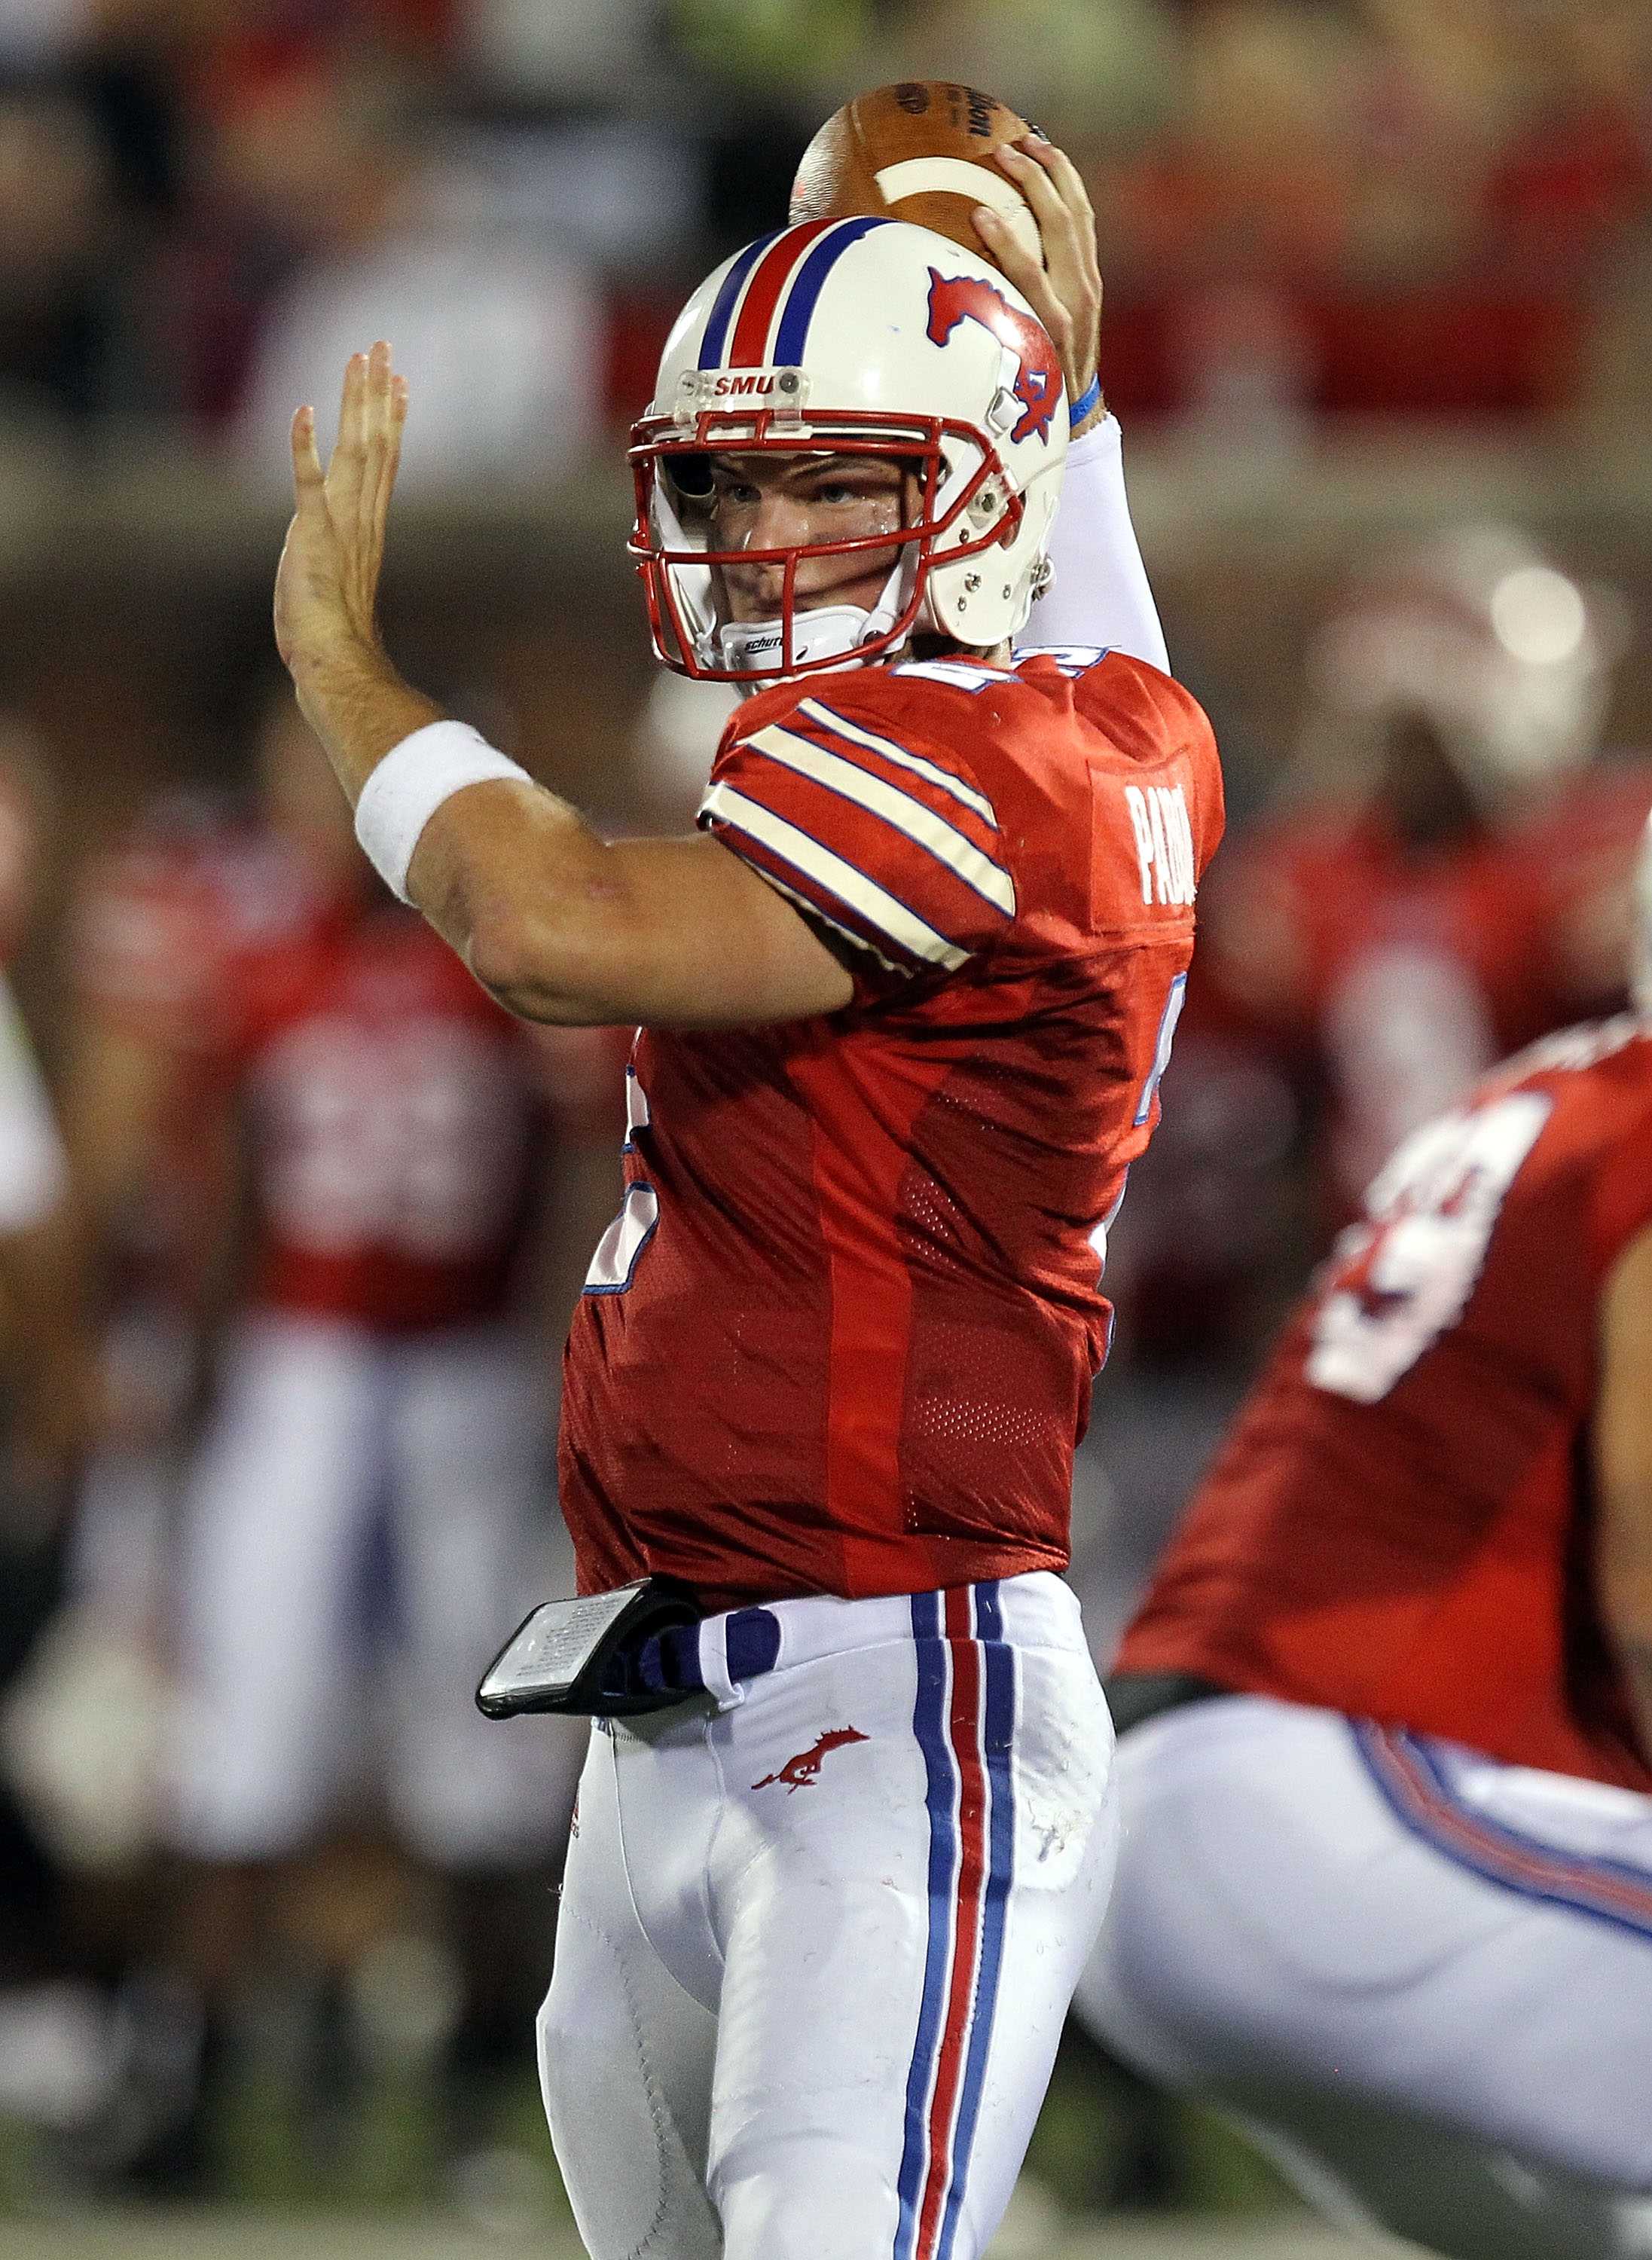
<box><xmin>409</xmin><ymin>784</ymin><xmax>643</xmax><ymax>1023</ymax></box>
<box><xmin>280</xmin><ymin>633</ymin><xmax>606</xmax><ymax>1012</ymax></box>
<box><xmin>286</xmin><ymin>632</ymin><xmax>441</xmax><ymax>804</ymax></box>
<box><xmin>413</xmin><ymin>808</ymin><xmax>851</xmax><ymax>1028</ymax></box>
<box><xmin>281</xmin><ymin>629</ymin><xmax>617</xmax><ymax>1016</ymax></box>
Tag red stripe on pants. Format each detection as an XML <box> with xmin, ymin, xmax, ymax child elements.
<box><xmin>727</xmin><ymin>221</ymin><xmax>837</xmax><ymax>365</ymax></box>
<box><xmin>917</xmin><ymin>1587</ymin><xmax>989</xmax><ymax>2260</ymax></box>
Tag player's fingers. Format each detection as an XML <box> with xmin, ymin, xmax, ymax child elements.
<box><xmin>996</xmin><ymin>147</ymin><xmax>1094</xmax><ymax>314</ymax></box>
<box><xmin>290</xmin><ymin>406</ymin><xmax>327</xmax><ymax>512</ymax></box>
<box><xmin>996</xmin><ymin>142</ymin><xmax>1073</xmax><ymax>252</ymax></box>
<box><xmin>996</xmin><ymin>142</ymin><xmax>1099</xmax><ymax>398</ymax></box>
<box><xmin>1024</xmin><ymin>138</ymin><xmax>1097</xmax><ymax>235</ymax></box>
<box><xmin>330</xmin><ymin>350</ymin><xmax>371</xmax><ymax>498</ymax></box>
<box><xmin>973</xmin><ymin>206</ymin><xmax>1073</xmax><ymax>356</ymax></box>
<box><xmin>1002</xmin><ymin>140</ymin><xmax>1100</xmax><ymax>311</ymax></box>
<box><xmin>360</xmin><ymin>341</ymin><xmax>395</xmax><ymax>535</ymax></box>
<box><xmin>371</xmin><ymin>373</ymin><xmax>408</xmax><ymax>539</ymax></box>
<box><xmin>1005</xmin><ymin>141</ymin><xmax>1101</xmax><ymax>298</ymax></box>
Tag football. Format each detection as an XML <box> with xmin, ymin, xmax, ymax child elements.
<box><xmin>789</xmin><ymin>81</ymin><xmax>1042</xmax><ymax>273</ymax></box>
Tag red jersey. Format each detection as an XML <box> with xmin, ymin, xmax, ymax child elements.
<box><xmin>1195</xmin><ymin>764</ymin><xmax>1652</xmax><ymax>1208</ymax></box>
<box><xmin>75</xmin><ymin>806</ymin><xmax>621</xmax><ymax>1331</ymax></box>
<box><xmin>559</xmin><ymin>648</ymin><xmax>1224</xmax><ymax>1608</ymax></box>
<box><xmin>71</xmin><ymin>804</ymin><xmax>329</xmax><ymax>1302</ymax></box>
<box><xmin>1118</xmin><ymin>1015</ymin><xmax>1652</xmax><ymax>1791</ymax></box>
<box><xmin>229</xmin><ymin>904</ymin><xmax>552</xmax><ymax>1329</ymax></box>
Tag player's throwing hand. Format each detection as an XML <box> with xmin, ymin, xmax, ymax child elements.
<box><xmin>976</xmin><ymin>139</ymin><xmax>1104</xmax><ymax>432</ymax></box>
<box><xmin>273</xmin><ymin>340</ymin><xmax>409</xmax><ymax>680</ymax></box>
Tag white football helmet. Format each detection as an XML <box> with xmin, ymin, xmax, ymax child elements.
<box><xmin>628</xmin><ymin>216</ymin><xmax>1070</xmax><ymax>686</ymax></box>
<box><xmin>1296</xmin><ymin>525</ymin><xmax>1617</xmax><ymax>818</ymax></box>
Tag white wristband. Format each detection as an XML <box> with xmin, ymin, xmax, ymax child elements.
<box><xmin>353</xmin><ymin>720</ymin><xmax>533</xmax><ymax>902</ymax></box>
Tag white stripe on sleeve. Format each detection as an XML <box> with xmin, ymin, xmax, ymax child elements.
<box><xmin>796</xmin><ymin>700</ymin><xmax>999</xmax><ymax>826</ymax></box>
<box><xmin>701</xmin><ymin>783</ymin><xmax>970</xmax><ymax>970</ymax></box>
<box><xmin>745</xmin><ymin>726</ymin><xmax>1015</xmax><ymax>917</ymax></box>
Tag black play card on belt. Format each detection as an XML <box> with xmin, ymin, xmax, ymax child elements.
<box><xmin>475</xmin><ymin>1577</ymin><xmax>703</xmax><ymax>1719</ymax></box>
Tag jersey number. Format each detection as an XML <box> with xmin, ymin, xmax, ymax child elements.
<box><xmin>585</xmin><ymin>1067</ymin><xmax>657</xmax><ymax>1293</ymax></box>
<box><xmin>1305</xmin><ymin>1090</ymin><xmax>1553</xmax><ymax>1405</ymax></box>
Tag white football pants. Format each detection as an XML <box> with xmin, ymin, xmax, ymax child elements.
<box><xmin>1076</xmin><ymin>1693</ymin><xmax>1652</xmax><ymax>2260</ymax></box>
<box><xmin>169</xmin><ymin>1312</ymin><xmax>583</xmax><ymax>1868</ymax></box>
<box><xmin>539</xmin><ymin>1572</ymin><xmax>1116</xmax><ymax>2260</ymax></box>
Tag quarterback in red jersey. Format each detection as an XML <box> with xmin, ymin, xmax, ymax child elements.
<box><xmin>273</xmin><ymin>142</ymin><xmax>1220</xmax><ymax>2260</ymax></box>
<box><xmin>1076</xmin><ymin>869</ymin><xmax>1652</xmax><ymax>2256</ymax></box>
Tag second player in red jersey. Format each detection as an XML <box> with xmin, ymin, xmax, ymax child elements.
<box><xmin>1081</xmin><ymin>960</ymin><xmax>1652</xmax><ymax>2251</ymax></box>
<box><xmin>1118</xmin><ymin>1015</ymin><xmax>1652</xmax><ymax>1792</ymax></box>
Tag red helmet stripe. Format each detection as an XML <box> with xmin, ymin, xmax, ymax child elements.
<box><xmin>726</xmin><ymin>219</ymin><xmax>838</xmax><ymax>367</ymax></box>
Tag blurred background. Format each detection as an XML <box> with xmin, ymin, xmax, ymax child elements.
<box><xmin>0</xmin><ymin>0</ymin><xmax>1647</xmax><ymax>2252</ymax></box>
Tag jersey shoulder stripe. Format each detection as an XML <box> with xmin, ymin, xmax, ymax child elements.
<box><xmin>742</xmin><ymin>723</ymin><xmax>1016</xmax><ymax>918</ymax></box>
<box><xmin>700</xmin><ymin>782</ymin><xmax>970</xmax><ymax>972</ymax></box>
<box><xmin>799</xmin><ymin>698</ymin><xmax>1000</xmax><ymax>826</ymax></box>
<box><xmin>742</xmin><ymin>864</ymin><xmax>906</xmax><ymax>975</ymax></box>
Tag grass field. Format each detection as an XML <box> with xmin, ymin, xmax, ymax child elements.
<box><xmin>0</xmin><ymin>2210</ymin><xmax>1387</xmax><ymax>2260</ymax></box>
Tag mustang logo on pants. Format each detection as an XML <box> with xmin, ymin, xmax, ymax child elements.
<box><xmin>753</xmin><ymin>1727</ymin><xmax>870</xmax><ymax>1792</ymax></box>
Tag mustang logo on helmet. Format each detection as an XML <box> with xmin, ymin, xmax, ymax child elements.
<box><xmin>924</xmin><ymin>269</ymin><xmax>1061</xmax><ymax>445</ymax></box>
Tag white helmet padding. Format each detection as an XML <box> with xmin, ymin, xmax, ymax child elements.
<box><xmin>628</xmin><ymin>218</ymin><xmax>1069</xmax><ymax>686</ymax></box>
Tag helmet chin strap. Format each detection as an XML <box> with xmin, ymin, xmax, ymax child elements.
<box><xmin>707</xmin><ymin>555</ymin><xmax>913</xmax><ymax>685</ymax></box>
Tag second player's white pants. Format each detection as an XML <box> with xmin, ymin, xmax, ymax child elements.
<box><xmin>1076</xmin><ymin>1693</ymin><xmax>1652</xmax><ymax>2258</ymax></box>
<box><xmin>168</xmin><ymin>1312</ymin><xmax>582</xmax><ymax>1868</ymax></box>
<box><xmin>539</xmin><ymin>1571</ymin><xmax>1115</xmax><ymax>2260</ymax></box>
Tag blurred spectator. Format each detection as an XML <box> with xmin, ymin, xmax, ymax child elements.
<box><xmin>59</xmin><ymin>691</ymin><xmax>623</xmax><ymax>2185</ymax></box>
<box><xmin>0</xmin><ymin>78</ymin><xmax>128</xmax><ymax>422</ymax></box>
<box><xmin>462</xmin><ymin>0</ymin><xmax>654</xmax><ymax>104</ymax></box>
<box><xmin>153</xmin><ymin>31</ymin><xmax>600</xmax><ymax>482</ymax></box>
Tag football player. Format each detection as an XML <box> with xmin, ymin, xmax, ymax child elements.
<box><xmin>271</xmin><ymin>151</ymin><xmax>1220</xmax><ymax>2259</ymax></box>
<box><xmin>61</xmin><ymin>693</ymin><xmax>620</xmax><ymax>2163</ymax></box>
<box><xmin>1197</xmin><ymin>525</ymin><xmax>1638</xmax><ymax>1215</ymax></box>
<box><xmin>1074</xmin><ymin>823</ymin><xmax>1652</xmax><ymax>2260</ymax></box>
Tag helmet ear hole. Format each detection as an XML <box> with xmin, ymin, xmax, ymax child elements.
<box><xmin>667</xmin><ymin>454</ymin><xmax>713</xmax><ymax>500</ymax></box>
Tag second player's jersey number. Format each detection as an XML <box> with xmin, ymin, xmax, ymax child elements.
<box><xmin>255</xmin><ymin>1014</ymin><xmax>529</xmax><ymax>1260</ymax></box>
<box><xmin>1305</xmin><ymin>1090</ymin><xmax>1553</xmax><ymax>1404</ymax></box>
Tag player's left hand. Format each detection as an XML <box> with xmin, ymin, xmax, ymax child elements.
<box><xmin>273</xmin><ymin>339</ymin><xmax>408</xmax><ymax>673</ymax></box>
<box><xmin>973</xmin><ymin>139</ymin><xmax>1104</xmax><ymax>436</ymax></box>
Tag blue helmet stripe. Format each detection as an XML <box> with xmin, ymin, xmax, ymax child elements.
<box><xmin>771</xmin><ymin>215</ymin><xmax>893</xmax><ymax>368</ymax></box>
<box><xmin>698</xmin><ymin>231</ymin><xmax>783</xmax><ymax>371</ymax></box>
